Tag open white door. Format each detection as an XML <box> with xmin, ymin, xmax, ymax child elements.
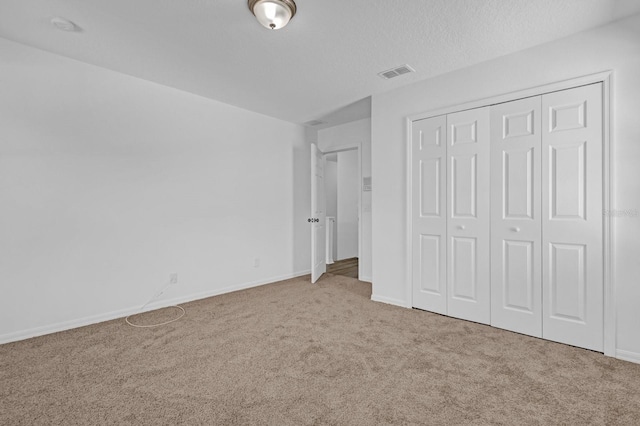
<box><xmin>310</xmin><ymin>143</ymin><xmax>326</xmax><ymax>283</ymax></box>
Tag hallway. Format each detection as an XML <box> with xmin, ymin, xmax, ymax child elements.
<box><xmin>326</xmin><ymin>257</ymin><xmax>358</xmax><ymax>279</ymax></box>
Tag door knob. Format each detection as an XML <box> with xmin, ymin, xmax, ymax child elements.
<box><xmin>511</xmin><ymin>227</ymin><xmax>521</xmax><ymax>232</ymax></box>
<box><xmin>458</xmin><ymin>225</ymin><xmax>465</xmax><ymax>230</ymax></box>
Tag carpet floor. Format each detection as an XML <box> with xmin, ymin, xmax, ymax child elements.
<box><xmin>2</xmin><ymin>274</ymin><xmax>640</xmax><ymax>425</ymax></box>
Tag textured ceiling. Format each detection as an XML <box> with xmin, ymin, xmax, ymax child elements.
<box><xmin>0</xmin><ymin>0</ymin><xmax>638</xmax><ymax>127</ymax></box>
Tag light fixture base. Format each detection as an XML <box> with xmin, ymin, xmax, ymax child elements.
<box><xmin>248</xmin><ymin>0</ymin><xmax>297</xmax><ymax>30</ymax></box>
<box><xmin>51</xmin><ymin>17</ymin><xmax>80</xmax><ymax>32</ymax></box>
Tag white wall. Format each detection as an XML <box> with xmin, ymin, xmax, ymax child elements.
<box><xmin>318</xmin><ymin>117</ymin><xmax>372</xmax><ymax>281</ymax></box>
<box><xmin>324</xmin><ymin>158</ymin><xmax>338</xmax><ymax>260</ymax></box>
<box><xmin>336</xmin><ymin>150</ymin><xmax>359</xmax><ymax>260</ymax></box>
<box><xmin>0</xmin><ymin>38</ymin><xmax>310</xmax><ymax>342</ymax></box>
<box><xmin>371</xmin><ymin>14</ymin><xmax>640</xmax><ymax>360</ymax></box>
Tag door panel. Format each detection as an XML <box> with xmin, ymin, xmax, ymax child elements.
<box><xmin>549</xmin><ymin>243</ymin><xmax>586</xmax><ymax>321</ymax></box>
<box><xmin>420</xmin><ymin>159</ymin><xmax>441</xmax><ymax>217</ymax></box>
<box><xmin>550</xmin><ymin>142</ymin><xmax>586</xmax><ymax>220</ymax></box>
<box><xmin>542</xmin><ymin>83</ymin><xmax>603</xmax><ymax>351</ymax></box>
<box><xmin>503</xmin><ymin>240</ymin><xmax>534</xmax><ymax>312</ymax></box>
<box><xmin>446</xmin><ymin>107</ymin><xmax>490</xmax><ymax>324</ymax></box>
<box><xmin>451</xmin><ymin>120</ymin><xmax>478</xmax><ymax>145</ymax></box>
<box><xmin>549</xmin><ymin>102</ymin><xmax>586</xmax><ymax>132</ymax></box>
<box><xmin>419</xmin><ymin>235</ymin><xmax>441</xmax><ymax>294</ymax></box>
<box><xmin>451</xmin><ymin>154</ymin><xmax>477</xmax><ymax>218</ymax></box>
<box><xmin>450</xmin><ymin>236</ymin><xmax>477</xmax><ymax>300</ymax></box>
<box><xmin>504</xmin><ymin>110</ymin><xmax>534</xmax><ymax>139</ymax></box>
<box><xmin>504</xmin><ymin>148</ymin><xmax>534</xmax><ymax>219</ymax></box>
<box><xmin>412</xmin><ymin>116</ymin><xmax>447</xmax><ymax>314</ymax></box>
<box><xmin>490</xmin><ymin>96</ymin><xmax>542</xmax><ymax>337</ymax></box>
<box><xmin>310</xmin><ymin>143</ymin><xmax>326</xmax><ymax>283</ymax></box>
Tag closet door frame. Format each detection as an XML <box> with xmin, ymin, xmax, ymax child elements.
<box><xmin>406</xmin><ymin>71</ymin><xmax>614</xmax><ymax>357</ymax></box>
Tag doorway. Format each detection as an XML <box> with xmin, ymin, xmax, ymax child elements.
<box><xmin>311</xmin><ymin>144</ymin><xmax>361</xmax><ymax>283</ymax></box>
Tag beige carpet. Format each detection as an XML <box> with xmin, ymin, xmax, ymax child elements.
<box><xmin>2</xmin><ymin>274</ymin><xmax>640</xmax><ymax>425</ymax></box>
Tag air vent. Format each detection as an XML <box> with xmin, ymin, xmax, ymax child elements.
<box><xmin>304</xmin><ymin>120</ymin><xmax>326</xmax><ymax>127</ymax></box>
<box><xmin>378</xmin><ymin>64</ymin><xmax>415</xmax><ymax>80</ymax></box>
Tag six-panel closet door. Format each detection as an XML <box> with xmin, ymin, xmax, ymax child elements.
<box><xmin>541</xmin><ymin>84</ymin><xmax>603</xmax><ymax>352</ymax></box>
<box><xmin>411</xmin><ymin>83</ymin><xmax>603</xmax><ymax>351</ymax></box>
<box><xmin>411</xmin><ymin>115</ymin><xmax>448</xmax><ymax>314</ymax></box>
<box><xmin>490</xmin><ymin>96</ymin><xmax>542</xmax><ymax>337</ymax></box>
<box><xmin>411</xmin><ymin>107</ymin><xmax>491</xmax><ymax>324</ymax></box>
<box><xmin>488</xmin><ymin>84</ymin><xmax>603</xmax><ymax>349</ymax></box>
<box><xmin>446</xmin><ymin>108</ymin><xmax>491</xmax><ymax>324</ymax></box>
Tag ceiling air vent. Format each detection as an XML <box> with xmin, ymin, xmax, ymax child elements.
<box><xmin>304</xmin><ymin>120</ymin><xmax>326</xmax><ymax>127</ymax></box>
<box><xmin>378</xmin><ymin>64</ymin><xmax>415</xmax><ymax>80</ymax></box>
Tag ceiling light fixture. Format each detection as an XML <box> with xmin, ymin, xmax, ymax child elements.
<box><xmin>248</xmin><ymin>0</ymin><xmax>296</xmax><ymax>30</ymax></box>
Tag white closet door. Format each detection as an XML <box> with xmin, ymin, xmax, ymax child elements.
<box><xmin>446</xmin><ymin>107</ymin><xmax>491</xmax><ymax>324</ymax></box>
<box><xmin>412</xmin><ymin>115</ymin><xmax>447</xmax><ymax>314</ymax></box>
<box><xmin>542</xmin><ymin>83</ymin><xmax>603</xmax><ymax>351</ymax></box>
<box><xmin>490</xmin><ymin>96</ymin><xmax>542</xmax><ymax>337</ymax></box>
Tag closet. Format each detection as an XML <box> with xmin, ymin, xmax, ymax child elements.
<box><xmin>411</xmin><ymin>83</ymin><xmax>604</xmax><ymax>352</ymax></box>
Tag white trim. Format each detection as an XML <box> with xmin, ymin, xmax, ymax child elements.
<box><xmin>406</xmin><ymin>71</ymin><xmax>614</xmax><ymax>354</ymax></box>
<box><xmin>359</xmin><ymin>275</ymin><xmax>372</xmax><ymax>283</ymax></box>
<box><xmin>0</xmin><ymin>269</ymin><xmax>311</xmax><ymax>345</ymax></box>
<box><xmin>616</xmin><ymin>350</ymin><xmax>640</xmax><ymax>364</ymax></box>
<box><xmin>408</xmin><ymin>71</ymin><xmax>614</xmax><ymax>123</ymax></box>
<box><xmin>358</xmin><ymin>143</ymin><xmax>363</xmax><ymax>279</ymax></box>
<box><xmin>602</xmin><ymin>74</ymin><xmax>616</xmax><ymax>357</ymax></box>
<box><xmin>405</xmin><ymin>116</ymin><xmax>414</xmax><ymax>310</ymax></box>
<box><xmin>371</xmin><ymin>293</ymin><xmax>411</xmax><ymax>308</ymax></box>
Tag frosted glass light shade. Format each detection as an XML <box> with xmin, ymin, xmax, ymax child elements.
<box><xmin>249</xmin><ymin>0</ymin><xmax>297</xmax><ymax>30</ymax></box>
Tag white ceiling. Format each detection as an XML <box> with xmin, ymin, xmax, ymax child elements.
<box><xmin>1</xmin><ymin>0</ymin><xmax>639</xmax><ymax>128</ymax></box>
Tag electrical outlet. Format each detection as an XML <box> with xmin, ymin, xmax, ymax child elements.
<box><xmin>253</xmin><ymin>258</ymin><xmax>260</xmax><ymax>268</ymax></box>
<box><xmin>170</xmin><ymin>273</ymin><xmax>178</xmax><ymax>285</ymax></box>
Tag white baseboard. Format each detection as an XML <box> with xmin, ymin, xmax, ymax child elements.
<box><xmin>359</xmin><ymin>275</ymin><xmax>372</xmax><ymax>283</ymax></box>
<box><xmin>616</xmin><ymin>349</ymin><xmax>640</xmax><ymax>364</ymax></box>
<box><xmin>0</xmin><ymin>306</ymin><xmax>143</xmax><ymax>346</ymax></box>
<box><xmin>142</xmin><ymin>269</ymin><xmax>311</xmax><ymax>312</ymax></box>
<box><xmin>371</xmin><ymin>293</ymin><xmax>410</xmax><ymax>308</ymax></box>
<box><xmin>0</xmin><ymin>269</ymin><xmax>311</xmax><ymax>345</ymax></box>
